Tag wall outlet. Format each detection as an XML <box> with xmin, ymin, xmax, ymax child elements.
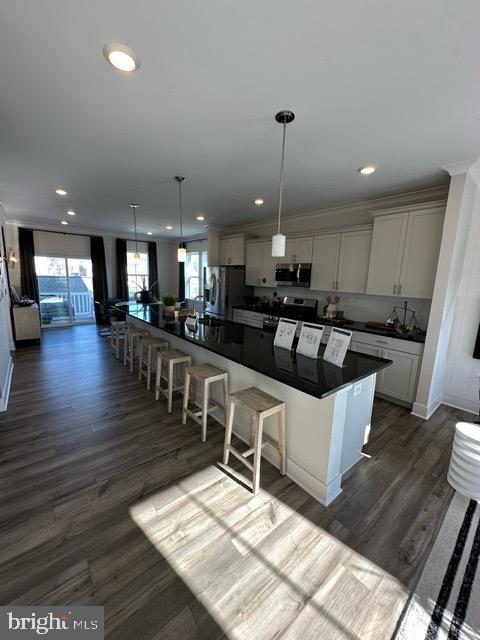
<box><xmin>354</xmin><ymin>383</ymin><xmax>362</xmax><ymax>397</ymax></box>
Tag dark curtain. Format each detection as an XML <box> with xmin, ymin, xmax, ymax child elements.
<box><xmin>116</xmin><ymin>238</ymin><xmax>128</xmax><ymax>300</ymax></box>
<box><xmin>148</xmin><ymin>241</ymin><xmax>159</xmax><ymax>299</ymax></box>
<box><xmin>178</xmin><ymin>242</ymin><xmax>186</xmax><ymax>302</ymax></box>
<box><xmin>90</xmin><ymin>236</ymin><xmax>109</xmax><ymax>324</ymax></box>
<box><xmin>19</xmin><ymin>228</ymin><xmax>39</xmax><ymax>302</ymax></box>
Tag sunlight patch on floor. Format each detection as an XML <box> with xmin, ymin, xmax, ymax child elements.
<box><xmin>130</xmin><ymin>464</ymin><xmax>408</xmax><ymax>640</ymax></box>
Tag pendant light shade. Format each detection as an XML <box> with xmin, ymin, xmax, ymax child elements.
<box><xmin>272</xmin><ymin>110</ymin><xmax>295</xmax><ymax>257</ymax></box>
<box><xmin>175</xmin><ymin>176</ymin><xmax>186</xmax><ymax>263</ymax></box>
<box><xmin>130</xmin><ymin>203</ymin><xmax>141</xmax><ymax>262</ymax></box>
<box><xmin>272</xmin><ymin>233</ymin><xmax>286</xmax><ymax>257</ymax></box>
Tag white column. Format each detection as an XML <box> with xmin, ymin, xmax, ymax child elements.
<box><xmin>413</xmin><ymin>159</ymin><xmax>480</xmax><ymax>419</ymax></box>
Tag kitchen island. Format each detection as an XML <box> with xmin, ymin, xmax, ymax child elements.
<box><xmin>119</xmin><ymin>303</ymin><xmax>391</xmax><ymax>505</ymax></box>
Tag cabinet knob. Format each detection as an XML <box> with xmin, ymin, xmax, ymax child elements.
<box><xmin>262</xmin><ymin>277</ymin><xmax>266</xmax><ymax>283</ymax></box>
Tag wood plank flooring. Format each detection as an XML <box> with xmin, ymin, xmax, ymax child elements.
<box><xmin>0</xmin><ymin>325</ymin><xmax>475</xmax><ymax>639</ymax></box>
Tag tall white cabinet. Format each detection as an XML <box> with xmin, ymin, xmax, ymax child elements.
<box><xmin>366</xmin><ymin>206</ymin><xmax>444</xmax><ymax>298</ymax></box>
<box><xmin>245</xmin><ymin>241</ymin><xmax>277</xmax><ymax>287</ymax></box>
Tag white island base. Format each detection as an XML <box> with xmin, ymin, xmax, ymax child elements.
<box><xmin>130</xmin><ymin>318</ymin><xmax>377</xmax><ymax>506</ymax></box>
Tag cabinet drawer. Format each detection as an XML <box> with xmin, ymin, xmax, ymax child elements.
<box><xmin>249</xmin><ymin>312</ymin><xmax>265</xmax><ymax>328</ymax></box>
<box><xmin>233</xmin><ymin>310</ymin><xmax>251</xmax><ymax>325</ymax></box>
<box><xmin>351</xmin><ymin>330</ymin><xmax>423</xmax><ymax>356</ymax></box>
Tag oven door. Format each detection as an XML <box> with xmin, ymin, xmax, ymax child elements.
<box><xmin>275</xmin><ymin>263</ymin><xmax>311</xmax><ymax>287</ymax></box>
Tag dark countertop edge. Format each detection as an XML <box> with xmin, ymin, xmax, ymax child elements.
<box><xmin>122</xmin><ymin>309</ymin><xmax>392</xmax><ymax>401</ymax></box>
<box><xmin>232</xmin><ymin>305</ymin><xmax>426</xmax><ymax>344</ymax></box>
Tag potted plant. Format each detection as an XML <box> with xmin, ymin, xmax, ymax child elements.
<box><xmin>130</xmin><ymin>276</ymin><xmax>158</xmax><ymax>304</ymax></box>
<box><xmin>162</xmin><ymin>293</ymin><xmax>177</xmax><ymax>314</ymax></box>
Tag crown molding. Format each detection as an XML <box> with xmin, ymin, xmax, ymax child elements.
<box><xmin>370</xmin><ymin>199</ymin><xmax>447</xmax><ymax>217</ymax></box>
<box><xmin>226</xmin><ymin>184</ymin><xmax>449</xmax><ymax>233</ymax></box>
<box><xmin>442</xmin><ymin>159</ymin><xmax>478</xmax><ymax>176</ymax></box>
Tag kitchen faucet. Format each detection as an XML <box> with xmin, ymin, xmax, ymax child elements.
<box><xmin>193</xmin><ymin>295</ymin><xmax>207</xmax><ymax>315</ymax></box>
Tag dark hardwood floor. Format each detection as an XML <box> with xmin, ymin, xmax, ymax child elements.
<box><xmin>0</xmin><ymin>325</ymin><xmax>474</xmax><ymax>639</ymax></box>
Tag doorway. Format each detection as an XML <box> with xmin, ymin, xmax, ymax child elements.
<box><xmin>35</xmin><ymin>256</ymin><xmax>95</xmax><ymax>327</ymax></box>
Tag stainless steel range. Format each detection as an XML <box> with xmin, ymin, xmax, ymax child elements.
<box><xmin>262</xmin><ymin>297</ymin><xmax>318</xmax><ymax>331</ymax></box>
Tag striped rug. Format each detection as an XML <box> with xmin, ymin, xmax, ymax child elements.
<box><xmin>395</xmin><ymin>492</ymin><xmax>480</xmax><ymax>640</ymax></box>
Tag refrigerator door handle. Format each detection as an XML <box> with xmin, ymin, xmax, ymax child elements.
<box><xmin>211</xmin><ymin>274</ymin><xmax>217</xmax><ymax>305</ymax></box>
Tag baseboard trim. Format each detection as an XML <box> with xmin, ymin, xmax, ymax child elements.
<box><xmin>411</xmin><ymin>396</ymin><xmax>443</xmax><ymax>420</ymax></box>
<box><xmin>0</xmin><ymin>356</ymin><xmax>14</xmax><ymax>412</ymax></box>
<box><xmin>442</xmin><ymin>394</ymin><xmax>479</xmax><ymax>417</ymax></box>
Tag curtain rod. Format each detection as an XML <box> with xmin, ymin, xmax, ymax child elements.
<box><xmin>22</xmin><ymin>227</ymin><xmax>156</xmax><ymax>242</ymax></box>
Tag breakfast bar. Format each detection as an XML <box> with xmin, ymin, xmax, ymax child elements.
<box><xmin>119</xmin><ymin>303</ymin><xmax>391</xmax><ymax>505</ymax></box>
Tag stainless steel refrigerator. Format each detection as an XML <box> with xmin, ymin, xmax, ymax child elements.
<box><xmin>204</xmin><ymin>266</ymin><xmax>253</xmax><ymax>320</ymax></box>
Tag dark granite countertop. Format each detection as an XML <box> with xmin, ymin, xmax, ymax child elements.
<box><xmin>233</xmin><ymin>305</ymin><xmax>426</xmax><ymax>344</ymax></box>
<box><xmin>118</xmin><ymin>304</ymin><xmax>392</xmax><ymax>400</ymax></box>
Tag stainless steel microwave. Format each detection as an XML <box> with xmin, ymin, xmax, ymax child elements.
<box><xmin>275</xmin><ymin>263</ymin><xmax>312</xmax><ymax>287</ymax></box>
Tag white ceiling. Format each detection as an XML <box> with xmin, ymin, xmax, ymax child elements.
<box><xmin>1</xmin><ymin>0</ymin><xmax>479</xmax><ymax>239</ymax></box>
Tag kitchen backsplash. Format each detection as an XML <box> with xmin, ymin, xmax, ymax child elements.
<box><xmin>254</xmin><ymin>286</ymin><xmax>432</xmax><ymax>330</ymax></box>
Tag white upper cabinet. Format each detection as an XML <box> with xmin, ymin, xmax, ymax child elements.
<box><xmin>399</xmin><ymin>209</ymin><xmax>444</xmax><ymax>298</ymax></box>
<box><xmin>366</xmin><ymin>213</ymin><xmax>408</xmax><ymax>296</ymax></box>
<box><xmin>310</xmin><ymin>234</ymin><xmax>341</xmax><ymax>291</ymax></box>
<box><xmin>245</xmin><ymin>242</ymin><xmax>262</xmax><ymax>286</ymax></box>
<box><xmin>219</xmin><ymin>236</ymin><xmax>245</xmax><ymax>265</ymax></box>
<box><xmin>366</xmin><ymin>207</ymin><xmax>444</xmax><ymax>298</ymax></box>
<box><xmin>336</xmin><ymin>229</ymin><xmax>372</xmax><ymax>293</ymax></box>
<box><xmin>283</xmin><ymin>236</ymin><xmax>313</xmax><ymax>263</ymax></box>
<box><xmin>245</xmin><ymin>241</ymin><xmax>276</xmax><ymax>287</ymax></box>
<box><xmin>261</xmin><ymin>241</ymin><xmax>278</xmax><ymax>287</ymax></box>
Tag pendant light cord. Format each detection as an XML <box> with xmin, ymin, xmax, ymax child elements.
<box><xmin>178</xmin><ymin>180</ymin><xmax>183</xmax><ymax>245</ymax></box>
<box><xmin>277</xmin><ymin>117</ymin><xmax>287</xmax><ymax>235</ymax></box>
<box><xmin>133</xmin><ymin>205</ymin><xmax>138</xmax><ymax>254</ymax></box>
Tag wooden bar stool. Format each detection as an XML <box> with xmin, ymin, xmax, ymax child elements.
<box><xmin>110</xmin><ymin>320</ymin><xmax>126</xmax><ymax>359</ymax></box>
<box><xmin>124</xmin><ymin>327</ymin><xmax>149</xmax><ymax>372</ymax></box>
<box><xmin>223</xmin><ymin>387</ymin><xmax>286</xmax><ymax>494</ymax></box>
<box><xmin>138</xmin><ymin>337</ymin><xmax>170</xmax><ymax>389</ymax></box>
<box><xmin>182</xmin><ymin>363</ymin><xmax>229</xmax><ymax>442</ymax></box>
<box><xmin>155</xmin><ymin>349</ymin><xmax>192</xmax><ymax>413</ymax></box>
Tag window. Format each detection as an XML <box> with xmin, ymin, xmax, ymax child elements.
<box><xmin>184</xmin><ymin>247</ymin><xmax>208</xmax><ymax>301</ymax></box>
<box><xmin>127</xmin><ymin>245</ymin><xmax>149</xmax><ymax>300</ymax></box>
<box><xmin>35</xmin><ymin>256</ymin><xmax>95</xmax><ymax>326</ymax></box>
<box><xmin>185</xmin><ymin>252</ymin><xmax>200</xmax><ymax>300</ymax></box>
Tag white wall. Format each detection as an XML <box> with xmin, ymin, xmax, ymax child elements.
<box><xmin>0</xmin><ymin>206</ymin><xmax>14</xmax><ymax>411</ymax></box>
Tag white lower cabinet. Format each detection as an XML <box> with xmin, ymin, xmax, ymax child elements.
<box><xmin>379</xmin><ymin>348</ymin><xmax>420</xmax><ymax>404</ymax></box>
<box><xmin>351</xmin><ymin>332</ymin><xmax>422</xmax><ymax>406</ymax></box>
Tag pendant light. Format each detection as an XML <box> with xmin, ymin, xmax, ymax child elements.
<box><xmin>175</xmin><ymin>176</ymin><xmax>186</xmax><ymax>262</ymax></box>
<box><xmin>130</xmin><ymin>202</ymin><xmax>141</xmax><ymax>262</ymax></box>
<box><xmin>272</xmin><ymin>110</ymin><xmax>295</xmax><ymax>257</ymax></box>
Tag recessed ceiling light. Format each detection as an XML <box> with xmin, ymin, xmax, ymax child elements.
<box><xmin>103</xmin><ymin>43</ymin><xmax>140</xmax><ymax>72</ymax></box>
<box><xmin>55</xmin><ymin>188</ymin><xmax>67</xmax><ymax>196</ymax></box>
<box><xmin>196</xmin><ymin>215</ymin><xmax>205</xmax><ymax>221</ymax></box>
<box><xmin>166</xmin><ymin>225</ymin><xmax>173</xmax><ymax>230</ymax></box>
<box><xmin>147</xmin><ymin>231</ymin><xmax>153</xmax><ymax>235</ymax></box>
<box><xmin>254</xmin><ymin>198</ymin><xmax>264</xmax><ymax>205</ymax></box>
<box><xmin>61</xmin><ymin>220</ymin><xmax>68</xmax><ymax>225</ymax></box>
<box><xmin>66</xmin><ymin>209</ymin><xmax>75</xmax><ymax>216</ymax></box>
<box><xmin>359</xmin><ymin>166</ymin><xmax>376</xmax><ymax>175</ymax></box>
